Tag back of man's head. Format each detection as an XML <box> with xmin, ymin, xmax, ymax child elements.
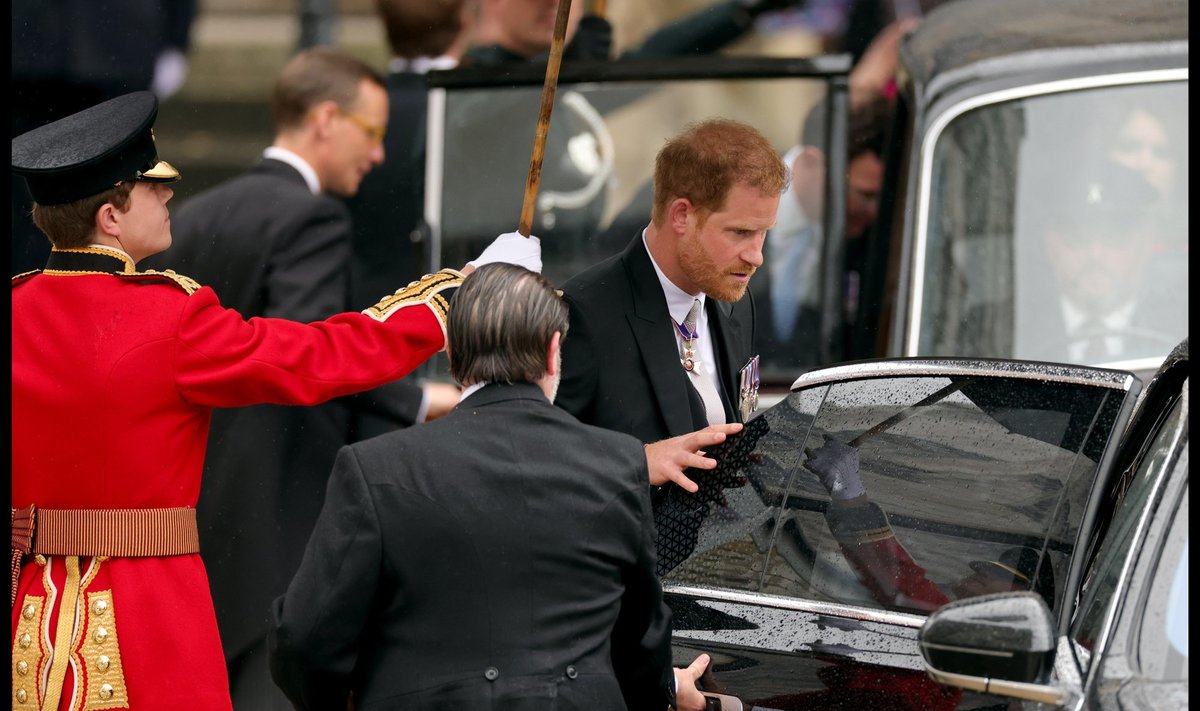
<box><xmin>651</xmin><ymin>118</ymin><xmax>788</xmax><ymax>226</ymax></box>
<box><xmin>449</xmin><ymin>263</ymin><xmax>569</xmax><ymax>386</ymax></box>
<box><xmin>377</xmin><ymin>0</ymin><xmax>474</xmax><ymax>60</ymax></box>
<box><xmin>271</xmin><ymin>47</ymin><xmax>386</xmax><ymax>132</ymax></box>
<box><xmin>801</xmin><ymin>94</ymin><xmax>890</xmax><ymax>162</ymax></box>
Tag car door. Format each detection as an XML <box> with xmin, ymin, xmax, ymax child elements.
<box><xmin>419</xmin><ymin>55</ymin><xmax>853</xmax><ymax>389</ymax></box>
<box><xmin>662</xmin><ymin>358</ymin><xmax>1141</xmax><ymax>710</ymax></box>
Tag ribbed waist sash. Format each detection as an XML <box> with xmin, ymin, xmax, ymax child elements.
<box><xmin>11</xmin><ymin>505</ymin><xmax>199</xmax><ymax>608</ymax></box>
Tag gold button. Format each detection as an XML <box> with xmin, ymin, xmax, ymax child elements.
<box><xmin>22</xmin><ymin>603</ymin><xmax>35</xmax><ymax>619</ymax></box>
<box><xmin>16</xmin><ymin>689</ymin><xmax>28</xmax><ymax>703</ymax></box>
<box><xmin>93</xmin><ymin>599</ymin><xmax>108</xmax><ymax>615</ymax></box>
<box><xmin>16</xmin><ymin>660</ymin><xmax>29</xmax><ymax>675</ymax></box>
<box><xmin>97</xmin><ymin>655</ymin><xmax>111</xmax><ymax>671</ymax></box>
<box><xmin>99</xmin><ymin>684</ymin><xmax>114</xmax><ymax>700</ymax></box>
<box><xmin>19</xmin><ymin>633</ymin><xmax>32</xmax><ymax>648</ymax></box>
<box><xmin>94</xmin><ymin>627</ymin><xmax>108</xmax><ymax>643</ymax></box>
<box><xmin>34</xmin><ymin>554</ymin><xmax>47</xmax><ymax>566</ymax></box>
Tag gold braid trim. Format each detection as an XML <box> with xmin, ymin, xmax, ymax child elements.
<box><xmin>11</xmin><ymin>594</ymin><xmax>46</xmax><ymax>709</ymax></box>
<box><xmin>362</xmin><ymin>269</ymin><xmax>464</xmax><ymax>346</ymax></box>
<box><xmin>42</xmin><ymin>556</ymin><xmax>82</xmax><ymax>711</ymax></box>
<box><xmin>119</xmin><ymin>269</ymin><xmax>202</xmax><ymax>295</ymax></box>
<box><xmin>81</xmin><ymin>590</ymin><xmax>129</xmax><ymax>710</ymax></box>
<box><xmin>851</xmin><ymin>525</ymin><xmax>896</xmax><ymax>545</ymax></box>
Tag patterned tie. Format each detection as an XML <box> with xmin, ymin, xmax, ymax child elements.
<box><xmin>678</xmin><ymin>299</ymin><xmax>727</xmax><ymax>426</ymax></box>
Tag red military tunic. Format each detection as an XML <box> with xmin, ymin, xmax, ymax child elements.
<box><xmin>11</xmin><ymin>247</ymin><xmax>460</xmax><ymax>710</ymax></box>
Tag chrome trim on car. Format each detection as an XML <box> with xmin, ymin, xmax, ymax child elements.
<box><xmin>663</xmin><ymin>584</ymin><xmax>928</xmax><ymax>629</ymax></box>
<box><xmin>789</xmin><ymin>358</ymin><xmax>1136</xmax><ymax>392</ymax></box>
<box><xmin>906</xmin><ymin>68</ymin><xmax>1189</xmax><ymax>358</ymax></box>
<box><xmin>926</xmin><ymin>667</ymin><xmax>1071</xmax><ymax>706</ymax></box>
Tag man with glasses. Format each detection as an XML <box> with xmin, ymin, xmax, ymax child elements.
<box><xmin>140</xmin><ymin>47</ymin><xmax>456</xmax><ymax>710</ymax></box>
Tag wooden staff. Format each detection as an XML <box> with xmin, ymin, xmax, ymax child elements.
<box><xmin>592</xmin><ymin>0</ymin><xmax>606</xmax><ymax>17</ymax></box>
<box><xmin>517</xmin><ymin>0</ymin><xmax>574</xmax><ymax>237</ymax></box>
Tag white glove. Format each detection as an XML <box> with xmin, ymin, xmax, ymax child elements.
<box><xmin>467</xmin><ymin>231</ymin><xmax>543</xmax><ymax>273</ymax></box>
<box><xmin>152</xmin><ymin>49</ymin><xmax>189</xmax><ymax>99</ymax></box>
<box><xmin>803</xmin><ymin>436</ymin><xmax>865</xmax><ymax>501</ymax></box>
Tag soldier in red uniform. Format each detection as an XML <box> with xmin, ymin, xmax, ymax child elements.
<box><xmin>10</xmin><ymin>91</ymin><xmax>541</xmax><ymax>711</ymax></box>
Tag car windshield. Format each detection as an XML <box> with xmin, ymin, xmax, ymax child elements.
<box><xmin>916</xmin><ymin>80</ymin><xmax>1188</xmax><ymax>371</ymax></box>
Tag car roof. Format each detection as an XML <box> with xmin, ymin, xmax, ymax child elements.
<box><xmin>901</xmin><ymin>0</ymin><xmax>1188</xmax><ymax>97</ymax></box>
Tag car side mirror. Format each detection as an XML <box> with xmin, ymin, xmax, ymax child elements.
<box><xmin>919</xmin><ymin>591</ymin><xmax>1070</xmax><ymax>706</ymax></box>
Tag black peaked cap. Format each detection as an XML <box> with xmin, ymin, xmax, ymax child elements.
<box><xmin>12</xmin><ymin>91</ymin><xmax>179</xmax><ymax>205</ymax></box>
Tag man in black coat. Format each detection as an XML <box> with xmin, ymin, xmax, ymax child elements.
<box><xmin>141</xmin><ymin>48</ymin><xmax>457</xmax><ymax>710</ymax></box>
<box><xmin>556</xmin><ymin>119</ymin><xmax>788</xmax><ymax>574</ymax></box>
<box><xmin>346</xmin><ymin>0</ymin><xmax>477</xmax><ymax>439</ymax></box>
<box><xmin>269</xmin><ymin>263</ymin><xmax>711</xmax><ymax>711</ymax></box>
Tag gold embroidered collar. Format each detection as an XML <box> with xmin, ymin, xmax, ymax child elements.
<box><xmin>42</xmin><ymin>247</ymin><xmax>137</xmax><ymax>275</ymax></box>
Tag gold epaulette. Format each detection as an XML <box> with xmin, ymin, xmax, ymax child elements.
<box><xmin>12</xmin><ymin>270</ymin><xmax>40</xmax><ymax>286</ymax></box>
<box><xmin>117</xmin><ymin>269</ymin><xmax>202</xmax><ymax>295</ymax></box>
<box><xmin>363</xmin><ymin>268</ymin><xmax>465</xmax><ymax>346</ymax></box>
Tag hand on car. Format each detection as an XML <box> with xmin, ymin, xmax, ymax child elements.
<box><xmin>645</xmin><ymin>423</ymin><xmax>744</xmax><ymax>492</ymax></box>
<box><xmin>672</xmin><ymin>653</ymin><xmax>711</xmax><ymax>711</ymax></box>
<box><xmin>803</xmin><ymin>435</ymin><xmax>866</xmax><ymax>501</ymax></box>
<box><xmin>465</xmin><ymin>231</ymin><xmax>543</xmax><ymax>274</ymax></box>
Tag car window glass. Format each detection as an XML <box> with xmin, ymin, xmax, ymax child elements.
<box><xmin>1070</xmin><ymin>380</ymin><xmax>1186</xmax><ymax>674</ymax></box>
<box><xmin>1139</xmin><ymin>486</ymin><xmax>1188</xmax><ymax>681</ymax></box>
<box><xmin>428</xmin><ymin>69</ymin><xmax>851</xmax><ymax>385</ymax></box>
<box><xmin>664</xmin><ymin>371</ymin><xmax>1126</xmax><ymax>614</ymax></box>
<box><xmin>918</xmin><ymin>80</ymin><xmax>1187</xmax><ymax>369</ymax></box>
<box><xmin>663</xmin><ymin>386</ymin><xmax>822</xmax><ymax>592</ymax></box>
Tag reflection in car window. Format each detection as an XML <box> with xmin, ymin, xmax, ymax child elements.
<box><xmin>665</xmin><ymin>373</ymin><xmax>1127</xmax><ymax>620</ymax></box>
<box><xmin>919</xmin><ymin>81</ymin><xmax>1188</xmax><ymax>368</ymax></box>
<box><xmin>1070</xmin><ymin>380</ymin><xmax>1186</xmax><ymax>675</ymax></box>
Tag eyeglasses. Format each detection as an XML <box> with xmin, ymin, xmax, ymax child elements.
<box><xmin>338</xmin><ymin>108</ymin><xmax>387</xmax><ymax>145</ymax></box>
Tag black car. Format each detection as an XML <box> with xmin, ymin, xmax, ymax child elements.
<box><xmin>853</xmin><ymin>0</ymin><xmax>1188</xmax><ymax>381</ymax></box>
<box><xmin>661</xmin><ymin>339</ymin><xmax>1187</xmax><ymax>710</ymax></box>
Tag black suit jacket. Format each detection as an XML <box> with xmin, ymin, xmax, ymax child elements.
<box><xmin>344</xmin><ymin>70</ymin><xmax>440</xmax><ymax>441</ymax></box>
<box><xmin>345</xmin><ymin>71</ymin><xmax>429</xmax><ymax>310</ymax></box>
<box><xmin>143</xmin><ymin>157</ymin><xmax>424</xmax><ymax>661</ymax></box>
<box><xmin>269</xmin><ymin>383</ymin><xmax>675</xmax><ymax>711</ymax></box>
<box><xmin>556</xmin><ymin>235</ymin><xmax>757</xmax><ymax>572</ymax></box>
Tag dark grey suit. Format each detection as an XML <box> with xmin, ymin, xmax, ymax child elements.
<box><xmin>143</xmin><ymin>156</ymin><xmax>424</xmax><ymax>709</ymax></box>
<box><xmin>556</xmin><ymin>235</ymin><xmax>758</xmax><ymax>573</ymax></box>
<box><xmin>269</xmin><ymin>382</ymin><xmax>675</xmax><ymax>711</ymax></box>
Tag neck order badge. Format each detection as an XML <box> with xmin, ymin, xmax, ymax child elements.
<box><xmin>676</xmin><ymin>299</ymin><xmax>726</xmax><ymax>425</ymax></box>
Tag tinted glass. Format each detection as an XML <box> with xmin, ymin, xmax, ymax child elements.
<box><xmin>666</xmin><ymin>371</ymin><xmax>1127</xmax><ymax>620</ymax></box>
<box><xmin>918</xmin><ymin>81</ymin><xmax>1188</xmax><ymax>369</ymax></box>
<box><xmin>1072</xmin><ymin>380</ymin><xmax>1187</xmax><ymax>674</ymax></box>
